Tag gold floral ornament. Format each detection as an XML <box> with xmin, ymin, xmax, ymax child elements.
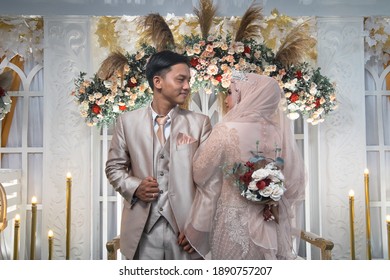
<box><xmin>364</xmin><ymin>16</ymin><xmax>390</xmax><ymax>65</ymax></box>
<box><xmin>0</xmin><ymin>71</ymin><xmax>13</xmax><ymax>121</ymax></box>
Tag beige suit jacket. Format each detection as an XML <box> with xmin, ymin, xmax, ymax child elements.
<box><xmin>105</xmin><ymin>105</ymin><xmax>212</xmax><ymax>259</ymax></box>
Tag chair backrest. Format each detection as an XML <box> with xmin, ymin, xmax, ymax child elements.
<box><xmin>300</xmin><ymin>230</ymin><xmax>334</xmax><ymax>260</ymax></box>
<box><xmin>0</xmin><ymin>183</ymin><xmax>7</xmax><ymax>232</ymax></box>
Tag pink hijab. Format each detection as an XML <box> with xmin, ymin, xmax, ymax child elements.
<box><xmin>223</xmin><ymin>73</ymin><xmax>282</xmax><ymax>123</ymax></box>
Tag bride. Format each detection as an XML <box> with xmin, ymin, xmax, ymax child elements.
<box><xmin>184</xmin><ymin>73</ymin><xmax>306</xmax><ymax>260</ymax></box>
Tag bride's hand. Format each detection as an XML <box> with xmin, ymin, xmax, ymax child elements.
<box><xmin>263</xmin><ymin>201</ymin><xmax>279</xmax><ymax>223</ymax></box>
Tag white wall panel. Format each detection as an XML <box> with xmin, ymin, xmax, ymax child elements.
<box><xmin>43</xmin><ymin>16</ymin><xmax>92</xmax><ymax>260</ymax></box>
<box><xmin>316</xmin><ymin>17</ymin><xmax>367</xmax><ymax>260</ymax></box>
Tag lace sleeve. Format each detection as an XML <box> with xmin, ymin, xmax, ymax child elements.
<box><xmin>193</xmin><ymin>124</ymin><xmax>229</xmax><ymax>187</ymax></box>
<box><xmin>185</xmin><ymin>124</ymin><xmax>231</xmax><ymax>258</ymax></box>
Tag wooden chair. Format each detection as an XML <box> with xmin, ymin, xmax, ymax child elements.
<box><xmin>0</xmin><ymin>183</ymin><xmax>7</xmax><ymax>232</ymax></box>
<box><xmin>300</xmin><ymin>230</ymin><xmax>334</xmax><ymax>260</ymax></box>
<box><xmin>106</xmin><ymin>230</ymin><xmax>334</xmax><ymax>260</ymax></box>
<box><xmin>106</xmin><ymin>235</ymin><xmax>121</xmax><ymax>260</ymax></box>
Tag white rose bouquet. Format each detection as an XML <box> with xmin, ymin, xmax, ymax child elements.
<box><xmin>225</xmin><ymin>142</ymin><xmax>286</xmax><ymax>204</ymax></box>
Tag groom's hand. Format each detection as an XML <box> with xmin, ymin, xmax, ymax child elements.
<box><xmin>177</xmin><ymin>232</ymin><xmax>195</xmax><ymax>253</ymax></box>
<box><xmin>134</xmin><ymin>176</ymin><xmax>159</xmax><ymax>202</ymax></box>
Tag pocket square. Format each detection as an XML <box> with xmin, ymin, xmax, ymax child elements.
<box><xmin>177</xmin><ymin>132</ymin><xmax>197</xmax><ymax>145</ymax></box>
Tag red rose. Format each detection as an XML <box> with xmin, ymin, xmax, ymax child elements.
<box><xmin>290</xmin><ymin>93</ymin><xmax>299</xmax><ymax>103</ymax></box>
<box><xmin>215</xmin><ymin>74</ymin><xmax>222</xmax><ymax>82</ymax></box>
<box><xmin>240</xmin><ymin>171</ymin><xmax>253</xmax><ymax>185</ymax></box>
<box><xmin>315</xmin><ymin>98</ymin><xmax>321</xmax><ymax>108</ymax></box>
<box><xmin>190</xmin><ymin>57</ymin><xmax>199</xmax><ymax>67</ymax></box>
<box><xmin>296</xmin><ymin>70</ymin><xmax>303</xmax><ymax>79</ymax></box>
<box><xmin>119</xmin><ymin>105</ymin><xmax>127</xmax><ymax>111</ymax></box>
<box><xmin>245</xmin><ymin>161</ymin><xmax>255</xmax><ymax>170</ymax></box>
<box><xmin>127</xmin><ymin>80</ymin><xmax>137</xmax><ymax>88</ymax></box>
<box><xmin>256</xmin><ymin>178</ymin><xmax>271</xmax><ymax>190</ymax></box>
<box><xmin>0</xmin><ymin>87</ymin><xmax>5</xmax><ymax>97</ymax></box>
<box><xmin>92</xmin><ymin>104</ymin><xmax>101</xmax><ymax>115</ymax></box>
<box><xmin>244</xmin><ymin>46</ymin><xmax>251</xmax><ymax>54</ymax></box>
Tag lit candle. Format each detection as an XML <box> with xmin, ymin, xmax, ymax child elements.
<box><xmin>48</xmin><ymin>230</ymin><xmax>54</xmax><ymax>260</ymax></box>
<box><xmin>349</xmin><ymin>190</ymin><xmax>355</xmax><ymax>260</ymax></box>
<box><xmin>66</xmin><ymin>172</ymin><xmax>72</xmax><ymax>260</ymax></box>
<box><xmin>13</xmin><ymin>214</ymin><xmax>20</xmax><ymax>260</ymax></box>
<box><xmin>30</xmin><ymin>196</ymin><xmax>37</xmax><ymax>260</ymax></box>
<box><xmin>364</xmin><ymin>168</ymin><xmax>371</xmax><ymax>260</ymax></box>
<box><xmin>387</xmin><ymin>215</ymin><xmax>390</xmax><ymax>260</ymax></box>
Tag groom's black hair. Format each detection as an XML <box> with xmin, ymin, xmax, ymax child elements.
<box><xmin>145</xmin><ymin>50</ymin><xmax>190</xmax><ymax>90</ymax></box>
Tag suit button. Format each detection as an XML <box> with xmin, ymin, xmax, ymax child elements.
<box><xmin>159</xmin><ymin>207</ymin><xmax>163</xmax><ymax>211</ymax></box>
<box><xmin>159</xmin><ymin>171</ymin><xmax>164</xmax><ymax>176</ymax></box>
<box><xmin>159</xmin><ymin>190</ymin><xmax>164</xmax><ymax>194</ymax></box>
<box><xmin>160</xmin><ymin>154</ymin><xmax>164</xmax><ymax>159</ymax></box>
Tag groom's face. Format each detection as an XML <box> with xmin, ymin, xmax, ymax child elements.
<box><xmin>153</xmin><ymin>63</ymin><xmax>191</xmax><ymax>106</ymax></box>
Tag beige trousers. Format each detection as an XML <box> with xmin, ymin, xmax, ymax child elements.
<box><xmin>134</xmin><ymin>217</ymin><xmax>194</xmax><ymax>260</ymax></box>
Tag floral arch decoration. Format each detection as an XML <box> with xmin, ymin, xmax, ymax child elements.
<box><xmin>72</xmin><ymin>0</ymin><xmax>337</xmax><ymax>127</ymax></box>
<box><xmin>0</xmin><ymin>71</ymin><xmax>12</xmax><ymax>121</ymax></box>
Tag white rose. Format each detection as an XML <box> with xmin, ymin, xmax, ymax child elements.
<box><xmin>243</xmin><ymin>190</ymin><xmax>259</xmax><ymax>201</ymax></box>
<box><xmin>270</xmin><ymin>184</ymin><xmax>285</xmax><ymax>201</ymax></box>
<box><xmin>251</xmin><ymin>169</ymin><xmax>268</xmax><ymax>180</ymax></box>
<box><xmin>259</xmin><ymin>186</ymin><xmax>273</xmax><ymax>197</ymax></box>
<box><xmin>287</xmin><ymin>112</ymin><xmax>300</xmax><ymax>120</ymax></box>
<box><xmin>247</xmin><ymin>181</ymin><xmax>258</xmax><ymax>191</ymax></box>
<box><xmin>103</xmin><ymin>80</ymin><xmax>112</xmax><ymax>89</ymax></box>
<box><xmin>112</xmin><ymin>105</ymin><xmax>119</xmax><ymax>113</ymax></box>
<box><xmin>2</xmin><ymin>95</ymin><xmax>11</xmax><ymax>104</ymax></box>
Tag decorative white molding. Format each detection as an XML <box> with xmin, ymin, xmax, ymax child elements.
<box><xmin>43</xmin><ymin>16</ymin><xmax>92</xmax><ymax>260</ymax></box>
<box><xmin>316</xmin><ymin>17</ymin><xmax>367</xmax><ymax>260</ymax></box>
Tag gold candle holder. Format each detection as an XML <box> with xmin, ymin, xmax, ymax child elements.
<box><xmin>30</xmin><ymin>196</ymin><xmax>37</xmax><ymax>260</ymax></box>
<box><xmin>364</xmin><ymin>168</ymin><xmax>372</xmax><ymax>260</ymax></box>
<box><xmin>387</xmin><ymin>215</ymin><xmax>390</xmax><ymax>260</ymax></box>
<box><xmin>48</xmin><ymin>230</ymin><xmax>54</xmax><ymax>260</ymax></box>
<box><xmin>13</xmin><ymin>214</ymin><xmax>20</xmax><ymax>260</ymax></box>
<box><xmin>349</xmin><ymin>190</ymin><xmax>355</xmax><ymax>260</ymax></box>
<box><xmin>66</xmin><ymin>172</ymin><xmax>72</xmax><ymax>260</ymax></box>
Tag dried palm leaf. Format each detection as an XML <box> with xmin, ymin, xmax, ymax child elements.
<box><xmin>275</xmin><ymin>20</ymin><xmax>316</xmax><ymax>67</ymax></box>
<box><xmin>235</xmin><ymin>1</ymin><xmax>263</xmax><ymax>42</ymax></box>
<box><xmin>97</xmin><ymin>51</ymin><xmax>128</xmax><ymax>81</ymax></box>
<box><xmin>139</xmin><ymin>13</ymin><xmax>175</xmax><ymax>51</ymax></box>
<box><xmin>193</xmin><ymin>0</ymin><xmax>217</xmax><ymax>39</ymax></box>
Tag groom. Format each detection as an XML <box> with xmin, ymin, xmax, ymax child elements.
<box><xmin>105</xmin><ymin>50</ymin><xmax>212</xmax><ymax>260</ymax></box>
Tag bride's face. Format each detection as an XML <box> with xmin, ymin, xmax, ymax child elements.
<box><xmin>224</xmin><ymin>89</ymin><xmax>235</xmax><ymax>112</ymax></box>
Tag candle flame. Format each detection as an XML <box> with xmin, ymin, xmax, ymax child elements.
<box><xmin>48</xmin><ymin>230</ymin><xmax>54</xmax><ymax>238</ymax></box>
<box><xmin>15</xmin><ymin>214</ymin><xmax>20</xmax><ymax>221</ymax></box>
<box><xmin>31</xmin><ymin>196</ymin><xmax>37</xmax><ymax>204</ymax></box>
<box><xmin>349</xmin><ymin>190</ymin><xmax>355</xmax><ymax>197</ymax></box>
<box><xmin>364</xmin><ymin>168</ymin><xmax>369</xmax><ymax>175</ymax></box>
<box><xmin>66</xmin><ymin>172</ymin><xmax>72</xmax><ymax>179</ymax></box>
